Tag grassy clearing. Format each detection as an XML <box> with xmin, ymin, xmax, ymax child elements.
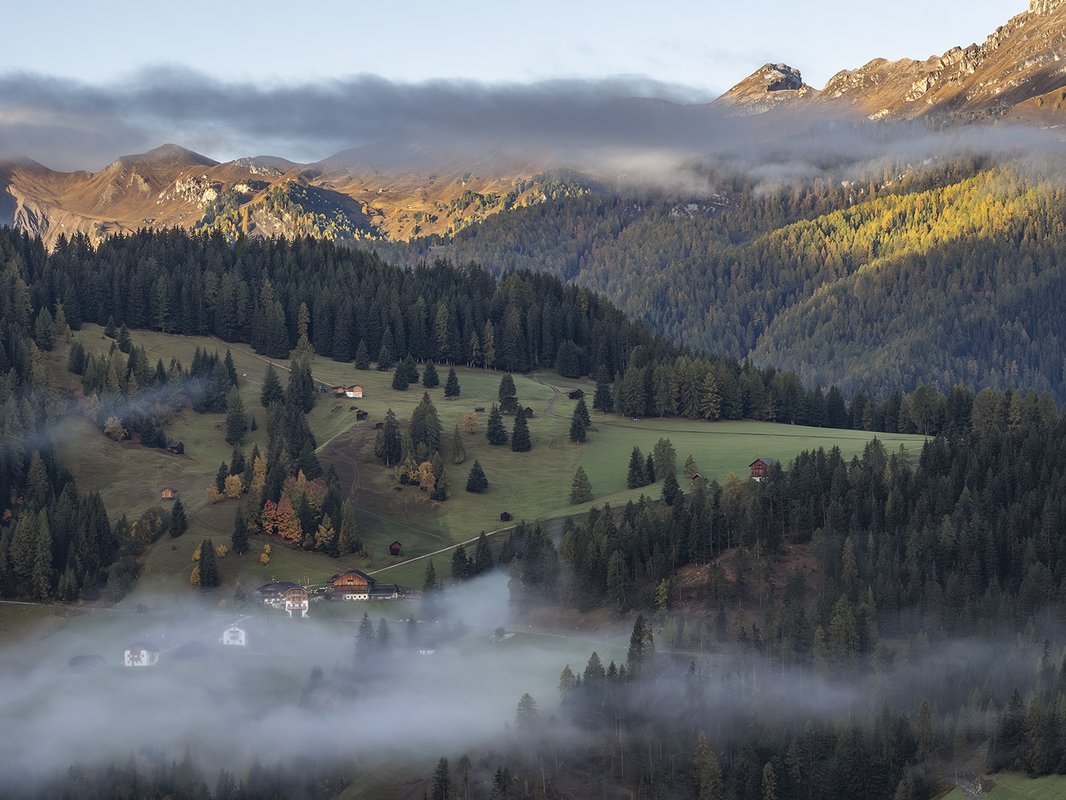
<box><xmin>942</xmin><ymin>773</ymin><xmax>1066</xmax><ymax>799</ymax></box>
<box><xmin>51</xmin><ymin>326</ymin><xmax>925</xmax><ymax>594</ymax></box>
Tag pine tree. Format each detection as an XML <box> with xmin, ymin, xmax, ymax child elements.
<box><xmin>498</xmin><ymin>374</ymin><xmax>518</xmax><ymax>415</ymax></box>
<box><xmin>391</xmin><ymin>362</ymin><xmax>410</xmax><ymax>390</ymax></box>
<box><xmin>486</xmin><ymin>404</ymin><xmax>508</xmax><ymax>445</ymax></box>
<box><xmin>451</xmin><ymin>425</ymin><xmax>466</xmax><ymax>464</ymax></box>
<box><xmin>444</xmin><ymin>368</ymin><xmax>461</xmax><ymax>398</ymax></box>
<box><xmin>379</xmin><ymin>409</ymin><xmax>403</xmax><ymax>466</ymax></box>
<box><xmin>661</xmin><ymin>472</ymin><xmax>681</xmax><ymax>505</ymax></box>
<box><xmin>569</xmin><ymin>466</ymin><xmax>593</xmax><ymax>504</ymax></box>
<box><xmin>627</xmin><ymin>613</ymin><xmax>654</xmax><ymax>677</ymax></box>
<box><xmin>451</xmin><ymin>545</ymin><xmax>471</xmax><ymax>580</ymax></box>
<box><xmin>423</xmin><ymin>560</ymin><xmax>439</xmax><ymax>592</ymax></box>
<box><xmin>627</xmin><ymin>446</ymin><xmax>647</xmax><ymax>488</ymax></box>
<box><xmin>231</xmin><ymin>505</ymin><xmax>250</xmax><ymax>554</ymax></box>
<box><xmin>694</xmin><ymin>732</ymin><xmax>724</xmax><ymax>800</ymax></box>
<box><xmin>473</xmin><ymin>532</ymin><xmax>494</xmax><ymax>574</ymax></box>
<box><xmin>466</xmin><ymin>460</ymin><xmax>489</xmax><ymax>493</ymax></box>
<box><xmin>224</xmin><ymin>388</ymin><xmax>248</xmax><ymax>445</ymax></box>
<box><xmin>170</xmin><ymin>497</ymin><xmax>188</xmax><ymax>538</ymax></box>
<box><xmin>422</xmin><ymin>362</ymin><xmax>439</xmax><ymax>388</ymax></box>
<box><xmin>430</xmin><ymin>757</ymin><xmax>452</xmax><ymax>800</ymax></box>
<box><xmin>377</xmin><ymin>328</ymin><xmax>395</xmax><ymax>370</ymax></box>
<box><xmin>338</xmin><ymin>499</ymin><xmax>360</xmax><ymax>554</ymax></box>
<box><xmin>510</xmin><ymin>412</ymin><xmax>531</xmax><ymax>452</ymax></box>
<box><xmin>215</xmin><ymin>461</ymin><xmax>229</xmax><ymax>492</ymax></box>
<box><xmin>645</xmin><ymin>453</ymin><xmax>656</xmax><ymax>483</ymax></box>
<box><xmin>569</xmin><ymin>407</ymin><xmax>588</xmax><ymax>442</ymax></box>
<box><xmin>353</xmin><ymin>339</ymin><xmax>370</xmax><ymax>369</ymax></box>
<box><xmin>260</xmin><ymin>363</ymin><xmax>284</xmax><ymax>407</ymax></box>
<box><xmin>593</xmin><ymin>376</ymin><xmax>614</xmax><ymax>412</ymax></box>
<box><xmin>199</xmin><ymin>539</ymin><xmax>219</xmax><ymax>589</ymax></box>
<box><xmin>287</xmin><ymin>353</ymin><xmax>316</xmax><ymax>413</ymax></box>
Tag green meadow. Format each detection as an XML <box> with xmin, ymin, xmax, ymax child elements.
<box><xmin>49</xmin><ymin>325</ymin><xmax>925</xmax><ymax>594</ymax></box>
<box><xmin>942</xmin><ymin>773</ymin><xmax>1066</xmax><ymax>800</ymax></box>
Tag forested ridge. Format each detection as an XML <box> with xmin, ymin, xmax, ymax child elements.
<box><xmin>481</xmin><ymin>383</ymin><xmax>1066</xmax><ymax>799</ymax></box>
<box><xmin>412</xmin><ymin>158</ymin><xmax>1066</xmax><ymax>401</ymax></box>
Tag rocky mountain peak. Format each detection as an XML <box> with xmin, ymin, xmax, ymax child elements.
<box><xmin>1029</xmin><ymin>0</ymin><xmax>1066</xmax><ymax>16</ymax></box>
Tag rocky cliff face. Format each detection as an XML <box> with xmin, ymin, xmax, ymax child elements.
<box><xmin>719</xmin><ymin>1</ymin><xmax>1066</xmax><ymax>122</ymax></box>
<box><xmin>714</xmin><ymin>63</ymin><xmax>818</xmax><ymax>114</ymax></box>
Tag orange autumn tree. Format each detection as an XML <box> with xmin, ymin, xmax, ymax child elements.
<box><xmin>261</xmin><ymin>496</ymin><xmax>301</xmax><ymax>542</ymax></box>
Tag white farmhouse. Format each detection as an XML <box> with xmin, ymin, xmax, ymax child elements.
<box><xmin>124</xmin><ymin>642</ymin><xmax>160</xmax><ymax>667</ymax></box>
<box><xmin>220</xmin><ymin>625</ymin><xmax>247</xmax><ymax>647</ymax></box>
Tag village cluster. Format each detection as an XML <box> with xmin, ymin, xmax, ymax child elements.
<box><xmin>108</xmin><ymin>567</ymin><xmax>413</xmax><ymax>670</ymax></box>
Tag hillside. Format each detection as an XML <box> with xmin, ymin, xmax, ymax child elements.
<box><xmin>412</xmin><ymin>160</ymin><xmax>1066</xmax><ymax>401</ymax></box>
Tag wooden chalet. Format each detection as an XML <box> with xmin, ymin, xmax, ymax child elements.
<box><xmin>567</xmin><ymin>389</ymin><xmax>585</xmax><ymax>400</ymax></box>
<box><xmin>160</xmin><ymin>486</ymin><xmax>178</xmax><ymax>502</ymax></box>
<box><xmin>257</xmin><ymin>581</ymin><xmax>309</xmax><ymax>616</ymax></box>
<box><xmin>522</xmin><ymin>406</ymin><xmax>535</xmax><ymax>418</ymax></box>
<box><xmin>332</xmin><ymin>386</ymin><xmax>347</xmax><ymax>398</ymax></box>
<box><xmin>370</xmin><ymin>584</ymin><xmax>401</xmax><ymax>600</ymax></box>
<box><xmin>389</xmin><ymin>540</ymin><xmax>403</xmax><ymax>556</ymax></box>
<box><xmin>123</xmin><ymin>642</ymin><xmax>160</xmax><ymax>667</ymax></box>
<box><xmin>474</xmin><ymin>407</ymin><xmax>485</xmax><ymax>413</ymax></box>
<box><xmin>166</xmin><ymin>441</ymin><xmax>185</xmax><ymax>455</ymax></box>
<box><xmin>281</xmin><ymin>586</ymin><xmax>309</xmax><ymax>618</ymax></box>
<box><xmin>374</xmin><ymin>421</ymin><xmax>384</xmax><ymax>429</ymax></box>
<box><xmin>330</xmin><ymin>569</ymin><xmax>376</xmax><ymax>600</ymax></box>
<box><xmin>345</xmin><ymin>385</ymin><xmax>364</xmax><ymax>399</ymax></box>
<box><xmin>355</xmin><ymin>410</ymin><xmax>369</xmax><ymax>420</ymax></box>
<box><xmin>500</xmin><ymin>511</ymin><xmax>513</xmax><ymax>522</ymax></box>
<box><xmin>749</xmin><ymin>458</ymin><xmax>779</xmax><ymax>482</ymax></box>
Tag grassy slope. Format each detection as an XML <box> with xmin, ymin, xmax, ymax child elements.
<box><xmin>942</xmin><ymin>773</ymin><xmax>1066</xmax><ymax>799</ymax></box>
<box><xmin>51</xmin><ymin>325</ymin><xmax>924</xmax><ymax>594</ymax></box>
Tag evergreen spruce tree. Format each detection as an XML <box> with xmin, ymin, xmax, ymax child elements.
<box><xmin>169</xmin><ymin>497</ymin><xmax>188</xmax><ymax>538</ymax></box>
<box><xmin>510</xmin><ymin>411</ymin><xmax>531</xmax><ymax>452</ymax></box>
<box><xmin>661</xmin><ymin>472</ymin><xmax>681</xmax><ymax>505</ymax></box>
<box><xmin>569</xmin><ymin>407</ymin><xmax>588</xmax><ymax>442</ymax></box>
<box><xmin>224</xmin><ymin>388</ymin><xmax>248</xmax><ymax>445</ymax></box>
<box><xmin>498</xmin><ymin>374</ymin><xmax>519</xmax><ymax>414</ymax></box>
<box><xmin>260</xmin><ymin>363</ymin><xmax>284</xmax><ymax>407</ymax></box>
<box><xmin>466</xmin><ymin>460</ymin><xmax>489</xmax><ymax>493</ymax></box>
<box><xmin>199</xmin><ymin>539</ymin><xmax>219</xmax><ymax>589</ymax></box>
<box><xmin>627</xmin><ymin>447</ymin><xmax>647</xmax><ymax>488</ymax></box>
<box><xmin>451</xmin><ymin>425</ymin><xmax>466</xmax><ymax>464</ymax></box>
<box><xmin>593</xmin><ymin>375</ymin><xmax>614</xmax><ymax>413</ymax></box>
<box><xmin>422</xmin><ymin>361</ymin><xmax>439</xmax><ymax>388</ymax></box>
<box><xmin>215</xmin><ymin>462</ymin><xmax>229</xmax><ymax>492</ymax></box>
<box><xmin>391</xmin><ymin>362</ymin><xmax>410</xmax><ymax>390</ymax></box>
<box><xmin>377</xmin><ymin>328</ymin><xmax>395</xmax><ymax>370</ymax></box>
<box><xmin>451</xmin><ymin>545</ymin><xmax>471</xmax><ymax>581</ymax></box>
<box><xmin>231</xmin><ymin>505</ymin><xmax>250</xmax><ymax>554</ymax></box>
<box><xmin>353</xmin><ymin>339</ymin><xmax>370</xmax><ymax>369</ymax></box>
<box><xmin>575</xmin><ymin>397</ymin><xmax>591</xmax><ymax>427</ymax></box>
<box><xmin>379</xmin><ymin>408</ymin><xmax>403</xmax><ymax>466</ymax></box>
<box><xmin>430</xmin><ymin>466</ymin><xmax>449</xmax><ymax>501</ymax></box>
<box><xmin>473</xmin><ymin>532</ymin><xmax>494</xmax><ymax>574</ymax></box>
<box><xmin>645</xmin><ymin>453</ymin><xmax>656</xmax><ymax>484</ymax></box>
<box><xmin>444</xmin><ymin>368</ymin><xmax>461</xmax><ymax>398</ymax></box>
<box><xmin>338</xmin><ymin>499</ymin><xmax>360</xmax><ymax>554</ymax></box>
<box><xmin>486</xmin><ymin>404</ymin><xmax>508</xmax><ymax>445</ymax></box>
<box><xmin>401</xmin><ymin>354</ymin><xmax>420</xmax><ymax>384</ymax></box>
<box><xmin>569</xmin><ymin>466</ymin><xmax>593</xmax><ymax>504</ymax></box>
<box><xmin>287</xmin><ymin>353</ymin><xmax>316</xmax><ymax>413</ymax></box>
<box><xmin>423</xmin><ymin>560</ymin><xmax>439</xmax><ymax>592</ymax></box>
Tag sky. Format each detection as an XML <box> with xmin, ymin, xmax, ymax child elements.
<box><xmin>0</xmin><ymin>0</ymin><xmax>1035</xmax><ymax>168</ymax></box>
<box><xmin>2</xmin><ymin>0</ymin><xmax>1018</xmax><ymax>93</ymax></box>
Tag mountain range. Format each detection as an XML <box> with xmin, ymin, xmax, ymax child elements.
<box><xmin>4</xmin><ymin>1</ymin><xmax>1066</xmax><ymax>248</ymax></box>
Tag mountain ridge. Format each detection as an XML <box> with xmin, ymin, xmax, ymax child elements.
<box><xmin>4</xmin><ymin>3</ymin><xmax>1066</xmax><ymax>248</ymax></box>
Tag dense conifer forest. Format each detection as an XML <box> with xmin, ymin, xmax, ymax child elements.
<box><xmin>413</xmin><ymin>159</ymin><xmax>1066</xmax><ymax>401</ymax></box>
